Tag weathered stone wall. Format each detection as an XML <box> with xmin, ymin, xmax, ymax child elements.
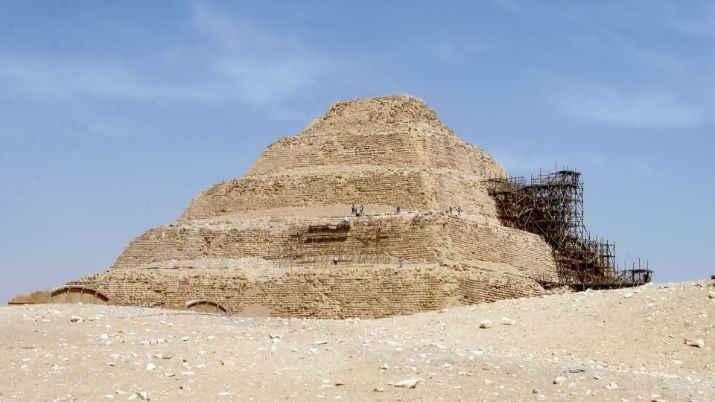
<box><xmin>247</xmin><ymin>95</ymin><xmax>503</xmax><ymax>179</ymax></box>
<box><xmin>180</xmin><ymin>169</ymin><xmax>502</xmax><ymax>222</ymax></box>
<box><xmin>109</xmin><ymin>213</ymin><xmax>556</xmax><ymax>279</ymax></box>
<box><xmin>71</xmin><ymin>265</ymin><xmax>543</xmax><ymax>319</ymax></box>
<box><xmin>439</xmin><ymin>215</ymin><xmax>558</xmax><ymax>281</ymax></box>
<box><xmin>180</xmin><ymin>169</ymin><xmax>430</xmax><ymax>221</ymax></box>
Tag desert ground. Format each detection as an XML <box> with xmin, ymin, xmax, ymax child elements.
<box><xmin>1</xmin><ymin>281</ymin><xmax>713</xmax><ymax>401</ymax></box>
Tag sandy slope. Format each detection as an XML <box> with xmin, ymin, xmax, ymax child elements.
<box><xmin>1</xmin><ymin>281</ymin><xmax>713</xmax><ymax>401</ymax></box>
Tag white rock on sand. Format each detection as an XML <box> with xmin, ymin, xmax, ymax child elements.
<box><xmin>684</xmin><ymin>338</ymin><xmax>705</xmax><ymax>348</ymax></box>
<box><xmin>394</xmin><ymin>379</ymin><xmax>419</xmax><ymax>389</ymax></box>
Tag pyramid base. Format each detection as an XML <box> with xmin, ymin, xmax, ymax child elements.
<box><xmin>70</xmin><ymin>264</ymin><xmax>545</xmax><ymax>318</ymax></box>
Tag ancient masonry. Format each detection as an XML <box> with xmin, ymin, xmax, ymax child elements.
<box><xmin>18</xmin><ymin>95</ymin><xmax>648</xmax><ymax>318</ymax></box>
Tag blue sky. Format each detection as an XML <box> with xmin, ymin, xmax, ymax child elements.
<box><xmin>1</xmin><ymin>0</ymin><xmax>713</xmax><ymax>302</ymax></box>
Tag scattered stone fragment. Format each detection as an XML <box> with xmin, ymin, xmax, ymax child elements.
<box><xmin>623</xmin><ymin>293</ymin><xmax>633</xmax><ymax>299</ymax></box>
<box><xmin>313</xmin><ymin>340</ymin><xmax>328</xmax><ymax>345</ymax></box>
<box><xmin>146</xmin><ymin>363</ymin><xmax>156</xmax><ymax>371</ymax></box>
<box><xmin>684</xmin><ymin>338</ymin><xmax>704</xmax><ymax>348</ymax></box>
<box><xmin>394</xmin><ymin>379</ymin><xmax>419</xmax><ymax>389</ymax></box>
<box><xmin>479</xmin><ymin>320</ymin><xmax>493</xmax><ymax>329</ymax></box>
<box><xmin>553</xmin><ymin>376</ymin><xmax>567</xmax><ymax>384</ymax></box>
<box><xmin>70</xmin><ymin>316</ymin><xmax>83</xmax><ymax>323</ymax></box>
<box><xmin>708</xmin><ymin>291</ymin><xmax>715</xmax><ymax>299</ymax></box>
<box><xmin>100</xmin><ymin>334</ymin><xmax>109</xmax><ymax>340</ymax></box>
<box><xmin>133</xmin><ymin>391</ymin><xmax>149</xmax><ymax>400</ymax></box>
<box><xmin>605</xmin><ymin>382</ymin><xmax>618</xmax><ymax>390</ymax></box>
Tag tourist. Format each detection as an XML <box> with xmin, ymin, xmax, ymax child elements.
<box><xmin>351</xmin><ymin>203</ymin><xmax>356</xmax><ymax>215</ymax></box>
<box><xmin>398</xmin><ymin>257</ymin><xmax>403</xmax><ymax>268</ymax></box>
<box><xmin>359</xmin><ymin>205</ymin><xmax>364</xmax><ymax>215</ymax></box>
<box><xmin>457</xmin><ymin>206</ymin><xmax>462</xmax><ymax>216</ymax></box>
<box><xmin>344</xmin><ymin>216</ymin><xmax>350</xmax><ymax>225</ymax></box>
<box><xmin>333</xmin><ymin>256</ymin><xmax>339</xmax><ymax>265</ymax></box>
<box><xmin>396</xmin><ymin>204</ymin><xmax>401</xmax><ymax>214</ymax></box>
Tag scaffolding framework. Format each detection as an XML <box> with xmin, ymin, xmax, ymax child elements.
<box><xmin>486</xmin><ymin>170</ymin><xmax>652</xmax><ymax>289</ymax></box>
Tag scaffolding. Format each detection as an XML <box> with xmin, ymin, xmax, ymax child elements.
<box><xmin>486</xmin><ymin>170</ymin><xmax>652</xmax><ymax>289</ymax></box>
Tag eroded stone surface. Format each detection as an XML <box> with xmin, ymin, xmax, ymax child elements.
<box><xmin>59</xmin><ymin>95</ymin><xmax>559</xmax><ymax>317</ymax></box>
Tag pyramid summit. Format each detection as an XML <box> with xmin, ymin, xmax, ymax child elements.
<box><xmin>181</xmin><ymin>95</ymin><xmax>507</xmax><ymax>222</ymax></box>
<box><xmin>32</xmin><ymin>95</ymin><xmax>563</xmax><ymax>317</ymax></box>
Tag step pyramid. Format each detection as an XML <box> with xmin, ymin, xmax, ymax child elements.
<box><xmin>68</xmin><ymin>95</ymin><xmax>558</xmax><ymax>318</ymax></box>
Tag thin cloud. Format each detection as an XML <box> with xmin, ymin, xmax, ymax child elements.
<box><xmin>427</xmin><ymin>40</ymin><xmax>498</xmax><ymax>64</ymax></box>
<box><xmin>0</xmin><ymin>4</ymin><xmax>333</xmax><ymax>107</ymax></box>
<box><xmin>598</xmin><ymin>32</ymin><xmax>683</xmax><ymax>72</ymax></box>
<box><xmin>490</xmin><ymin>149</ymin><xmax>607</xmax><ymax>175</ymax></box>
<box><xmin>663</xmin><ymin>1</ymin><xmax>715</xmax><ymax>38</ymax></box>
<box><xmin>0</xmin><ymin>53</ymin><xmax>217</xmax><ymax>103</ymax></box>
<box><xmin>486</xmin><ymin>0</ymin><xmax>523</xmax><ymax>12</ymax></box>
<box><xmin>189</xmin><ymin>3</ymin><xmax>332</xmax><ymax>104</ymax></box>
<box><xmin>552</xmin><ymin>81</ymin><xmax>703</xmax><ymax>128</ymax></box>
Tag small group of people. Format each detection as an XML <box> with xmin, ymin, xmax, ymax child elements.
<box><xmin>448</xmin><ymin>206</ymin><xmax>462</xmax><ymax>216</ymax></box>
<box><xmin>348</xmin><ymin>203</ymin><xmax>404</xmax><ymax>215</ymax></box>
<box><xmin>351</xmin><ymin>203</ymin><xmax>365</xmax><ymax>217</ymax></box>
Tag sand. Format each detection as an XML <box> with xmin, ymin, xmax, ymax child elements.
<box><xmin>1</xmin><ymin>281</ymin><xmax>713</xmax><ymax>401</ymax></box>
